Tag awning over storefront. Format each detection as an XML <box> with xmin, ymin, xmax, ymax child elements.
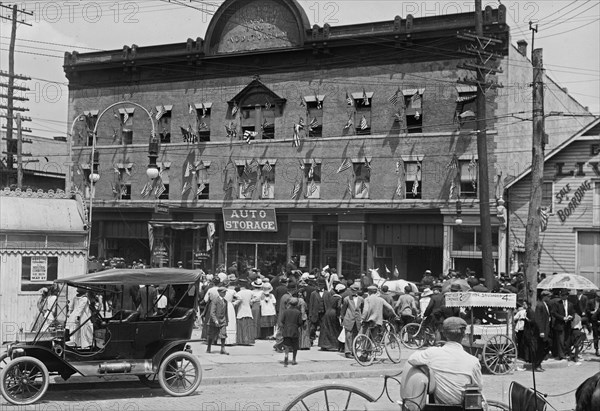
<box><xmin>148</xmin><ymin>221</ymin><xmax>215</xmax><ymax>252</ymax></box>
<box><xmin>0</xmin><ymin>196</ymin><xmax>86</xmax><ymax>233</ymax></box>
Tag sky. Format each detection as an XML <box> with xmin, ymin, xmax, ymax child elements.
<box><xmin>0</xmin><ymin>0</ymin><xmax>598</xmax><ymax>139</ymax></box>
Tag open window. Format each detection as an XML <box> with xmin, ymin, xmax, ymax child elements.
<box><xmin>459</xmin><ymin>159</ymin><xmax>478</xmax><ymax>198</ymax></box>
<box><xmin>304</xmin><ymin>95</ymin><xmax>324</xmax><ymax>138</ymax></box>
<box><xmin>195</xmin><ymin>161</ymin><xmax>211</xmax><ymax>200</ymax></box>
<box><xmin>352</xmin><ymin>91</ymin><xmax>373</xmax><ymax>135</ymax></box>
<box><xmin>542</xmin><ymin>181</ymin><xmax>554</xmax><ymax>213</ymax></box>
<box><xmin>82</xmin><ymin>110</ymin><xmax>98</xmax><ymax>146</ymax></box>
<box><xmin>156</xmin><ymin>162</ymin><xmax>170</xmax><ymax>200</ymax></box>
<box><xmin>155</xmin><ymin>105</ymin><xmax>173</xmax><ymax>143</ymax></box>
<box><xmin>403</xmin><ymin>88</ymin><xmax>424</xmax><ymax>133</ymax></box>
<box><xmin>260</xmin><ymin>161</ymin><xmax>276</xmax><ymax>199</ymax></box>
<box><xmin>118</xmin><ymin>108</ymin><xmax>135</xmax><ymax>144</ymax></box>
<box><xmin>405</xmin><ymin>161</ymin><xmax>422</xmax><ymax>199</ymax></box>
<box><xmin>237</xmin><ymin>160</ymin><xmax>259</xmax><ymax>199</ymax></box>
<box><xmin>455</xmin><ymin>86</ymin><xmax>477</xmax><ymax>129</ymax></box>
<box><xmin>194</xmin><ymin>103</ymin><xmax>212</xmax><ymax>142</ymax></box>
<box><xmin>353</xmin><ymin>160</ymin><xmax>371</xmax><ymax>199</ymax></box>
<box><xmin>304</xmin><ymin>160</ymin><xmax>321</xmax><ymax>199</ymax></box>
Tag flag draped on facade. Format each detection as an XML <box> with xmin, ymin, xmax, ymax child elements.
<box><xmin>346</xmin><ymin>91</ymin><xmax>354</xmax><ymax>107</ymax></box>
<box><xmin>468</xmin><ymin>156</ymin><xmax>477</xmax><ymax>190</ymax></box>
<box><xmin>292</xmin><ymin>123</ymin><xmax>303</xmax><ymax>147</ymax></box>
<box><xmin>156</xmin><ymin>105</ymin><xmax>167</xmax><ymax>121</ymax></box>
<box><xmin>337</xmin><ymin>158</ymin><xmax>352</xmax><ymax>173</ymax></box>
<box><xmin>362</xmin><ymin>89</ymin><xmax>370</xmax><ymax>105</ymax></box>
<box><xmin>540</xmin><ymin>207</ymin><xmax>549</xmax><ymax>232</ymax></box>
<box><xmin>360</xmin><ymin>115</ymin><xmax>368</xmax><ymax>130</ymax></box>
<box><xmin>344</xmin><ymin>114</ymin><xmax>353</xmax><ymax>130</ymax></box>
<box><xmin>388</xmin><ymin>88</ymin><xmax>400</xmax><ymax>106</ymax></box>
<box><xmin>290</xmin><ymin>181</ymin><xmax>301</xmax><ymax>199</ymax></box>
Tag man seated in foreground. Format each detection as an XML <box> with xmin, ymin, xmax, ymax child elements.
<box><xmin>401</xmin><ymin>317</ymin><xmax>483</xmax><ymax>409</ymax></box>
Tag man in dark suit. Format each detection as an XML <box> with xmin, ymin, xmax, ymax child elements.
<box><xmin>308</xmin><ymin>279</ymin><xmax>326</xmax><ymax>343</ymax></box>
<box><xmin>535</xmin><ymin>290</ymin><xmax>553</xmax><ymax>371</ymax></box>
<box><xmin>207</xmin><ymin>287</ymin><xmax>229</xmax><ymax>355</ymax></box>
<box><xmin>340</xmin><ymin>283</ymin><xmax>364</xmax><ymax>358</ymax></box>
<box><xmin>551</xmin><ymin>288</ymin><xmax>575</xmax><ymax>360</ymax></box>
<box><xmin>572</xmin><ymin>289</ymin><xmax>589</xmax><ymax>330</ymax></box>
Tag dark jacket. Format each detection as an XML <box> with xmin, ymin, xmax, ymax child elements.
<box><xmin>281</xmin><ymin>307</ymin><xmax>303</xmax><ymax>338</ymax></box>
<box><xmin>551</xmin><ymin>299</ymin><xmax>575</xmax><ymax>331</ymax></box>
<box><xmin>309</xmin><ymin>289</ymin><xmax>325</xmax><ymax>323</ymax></box>
<box><xmin>535</xmin><ymin>300</ymin><xmax>552</xmax><ymax>337</ymax></box>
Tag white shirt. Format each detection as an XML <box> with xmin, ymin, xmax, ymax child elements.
<box><xmin>408</xmin><ymin>341</ymin><xmax>482</xmax><ymax>405</ymax></box>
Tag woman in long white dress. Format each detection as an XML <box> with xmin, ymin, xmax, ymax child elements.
<box><xmin>223</xmin><ymin>284</ymin><xmax>237</xmax><ymax>345</ymax></box>
<box><xmin>66</xmin><ymin>288</ymin><xmax>93</xmax><ymax>349</ymax></box>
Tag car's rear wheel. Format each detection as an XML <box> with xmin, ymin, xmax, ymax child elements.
<box><xmin>158</xmin><ymin>351</ymin><xmax>202</xmax><ymax>397</ymax></box>
<box><xmin>0</xmin><ymin>356</ymin><xmax>49</xmax><ymax>405</ymax></box>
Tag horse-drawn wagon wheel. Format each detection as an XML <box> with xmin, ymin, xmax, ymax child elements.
<box><xmin>284</xmin><ymin>384</ymin><xmax>376</xmax><ymax>411</ymax></box>
<box><xmin>158</xmin><ymin>351</ymin><xmax>202</xmax><ymax>396</ymax></box>
<box><xmin>352</xmin><ymin>334</ymin><xmax>375</xmax><ymax>367</ymax></box>
<box><xmin>0</xmin><ymin>356</ymin><xmax>49</xmax><ymax>405</ymax></box>
<box><xmin>482</xmin><ymin>335</ymin><xmax>517</xmax><ymax>374</ymax></box>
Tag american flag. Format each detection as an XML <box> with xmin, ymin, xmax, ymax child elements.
<box><xmin>225</xmin><ymin>122</ymin><xmax>237</xmax><ymax>138</ymax></box>
<box><xmin>468</xmin><ymin>156</ymin><xmax>477</xmax><ymax>190</ymax></box>
<box><xmin>359</xmin><ymin>180</ymin><xmax>368</xmax><ymax>194</ymax></box>
<box><xmin>308</xmin><ymin>179</ymin><xmax>318</xmax><ymax>196</ymax></box>
<box><xmin>140</xmin><ymin>182</ymin><xmax>152</xmax><ymax>197</ymax></box>
<box><xmin>198</xmin><ymin>121</ymin><xmax>208</xmax><ymax>130</ymax></box>
<box><xmin>263</xmin><ymin>162</ymin><xmax>272</xmax><ymax>173</ymax></box>
<box><xmin>155</xmin><ymin>182</ymin><xmax>166</xmax><ymax>197</ymax></box>
<box><xmin>346</xmin><ymin>179</ymin><xmax>354</xmax><ymax>197</ymax></box>
<box><xmin>148</xmin><ymin>107</ymin><xmax>156</xmax><ymax>117</ymax></box>
<box><xmin>447</xmin><ymin>154</ymin><xmax>459</xmax><ymax>170</ymax></box>
<box><xmin>309</xmin><ymin>158</ymin><xmax>318</xmax><ymax>178</ymax></box>
<box><xmin>309</xmin><ymin>117</ymin><xmax>318</xmax><ymax>131</ymax></box>
<box><xmin>181</xmin><ymin>126</ymin><xmax>190</xmax><ymax>142</ymax></box>
<box><xmin>292</xmin><ymin>123</ymin><xmax>302</xmax><ymax>148</ymax></box>
<box><xmin>243</xmin><ymin>130</ymin><xmax>257</xmax><ymax>144</ymax></box>
<box><xmin>346</xmin><ymin>92</ymin><xmax>354</xmax><ymax>107</ymax></box>
<box><xmin>111</xmin><ymin>183</ymin><xmax>118</xmax><ymax>196</ymax></box>
<box><xmin>412</xmin><ymin>178</ymin><xmax>419</xmax><ymax>197</ymax></box>
<box><xmin>298</xmin><ymin>117</ymin><xmax>305</xmax><ymax>128</ymax></box>
<box><xmin>242</xmin><ymin>182</ymin><xmax>256</xmax><ymax>195</ymax></box>
<box><xmin>290</xmin><ymin>181</ymin><xmax>301</xmax><ymax>199</ymax></box>
<box><xmin>360</xmin><ymin>115</ymin><xmax>368</xmax><ymax>130</ymax></box>
<box><xmin>388</xmin><ymin>89</ymin><xmax>400</xmax><ymax>106</ymax></box>
<box><xmin>156</xmin><ymin>105</ymin><xmax>167</xmax><ymax>121</ymax></box>
<box><xmin>197</xmin><ymin>183</ymin><xmax>206</xmax><ymax>196</ymax></box>
<box><xmin>540</xmin><ymin>207</ymin><xmax>549</xmax><ymax>232</ymax></box>
<box><xmin>343</xmin><ymin>115</ymin><xmax>353</xmax><ymax>130</ymax></box>
<box><xmin>395</xmin><ymin>180</ymin><xmax>404</xmax><ymax>197</ymax></box>
<box><xmin>337</xmin><ymin>158</ymin><xmax>352</xmax><ymax>173</ymax></box>
<box><xmin>315</xmin><ymin>94</ymin><xmax>322</xmax><ymax>109</ymax></box>
<box><xmin>182</xmin><ymin>182</ymin><xmax>191</xmax><ymax>195</ymax></box>
<box><xmin>260</xmin><ymin>118</ymin><xmax>269</xmax><ymax>133</ymax></box>
<box><xmin>231</xmin><ymin>103</ymin><xmax>239</xmax><ymax>116</ymax></box>
<box><xmin>362</xmin><ymin>89</ymin><xmax>370</xmax><ymax>106</ymax></box>
<box><xmin>188</xmin><ymin>103</ymin><xmax>194</xmax><ymax>114</ymax></box>
<box><xmin>122</xmin><ymin>111</ymin><xmax>129</xmax><ymax>124</ymax></box>
<box><xmin>300</xmin><ymin>96</ymin><xmax>306</xmax><ymax>107</ymax></box>
<box><xmin>124</xmin><ymin>166</ymin><xmax>131</xmax><ymax>176</ymax></box>
<box><xmin>449</xmin><ymin>180</ymin><xmax>456</xmax><ymax>199</ymax></box>
<box><xmin>201</xmin><ymin>103</ymin><xmax>207</xmax><ymax>118</ymax></box>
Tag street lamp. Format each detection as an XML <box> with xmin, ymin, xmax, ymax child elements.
<box><xmin>90</xmin><ymin>151</ymin><xmax>100</xmax><ymax>183</ymax></box>
<box><xmin>146</xmin><ymin>136</ymin><xmax>160</xmax><ymax>179</ymax></box>
<box><xmin>455</xmin><ymin>200</ymin><xmax>463</xmax><ymax>225</ymax></box>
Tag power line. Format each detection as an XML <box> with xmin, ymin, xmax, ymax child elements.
<box><xmin>537</xmin><ymin>17</ymin><xmax>600</xmax><ymax>40</ymax></box>
<box><xmin>539</xmin><ymin>0</ymin><xmax>592</xmax><ymax>27</ymax></box>
<box><xmin>535</xmin><ymin>0</ymin><xmax>578</xmax><ymax>23</ymax></box>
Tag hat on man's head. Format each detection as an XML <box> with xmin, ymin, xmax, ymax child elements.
<box><xmin>425</xmin><ymin>270</ymin><xmax>432</xmax><ymax>274</ymax></box>
<box><xmin>251</xmin><ymin>279</ymin><xmax>263</xmax><ymax>288</ymax></box>
<box><xmin>367</xmin><ymin>285</ymin><xmax>378</xmax><ymax>292</ymax></box>
<box><xmin>541</xmin><ymin>290</ymin><xmax>552</xmax><ymax>297</ymax></box>
<box><xmin>262</xmin><ymin>282</ymin><xmax>273</xmax><ymax>293</ymax></box>
<box><xmin>217</xmin><ymin>286</ymin><xmax>227</xmax><ymax>293</ymax></box>
<box><xmin>421</xmin><ymin>288</ymin><xmax>433</xmax><ymax>297</ymax></box>
<box><xmin>443</xmin><ymin>317</ymin><xmax>467</xmax><ymax>333</ymax></box>
<box><xmin>350</xmin><ymin>283</ymin><xmax>360</xmax><ymax>291</ymax></box>
<box><xmin>450</xmin><ymin>283</ymin><xmax>462</xmax><ymax>292</ymax></box>
<box><xmin>335</xmin><ymin>283</ymin><xmax>347</xmax><ymax>292</ymax></box>
<box><xmin>39</xmin><ymin>287</ymin><xmax>49</xmax><ymax>295</ymax></box>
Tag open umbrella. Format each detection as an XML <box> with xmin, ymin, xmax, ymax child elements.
<box><xmin>537</xmin><ymin>273</ymin><xmax>598</xmax><ymax>290</ymax></box>
<box><xmin>441</xmin><ymin>278</ymin><xmax>471</xmax><ymax>293</ymax></box>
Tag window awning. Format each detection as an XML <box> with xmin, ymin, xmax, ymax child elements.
<box><xmin>149</xmin><ymin>221</ymin><xmax>210</xmax><ymax>230</ymax></box>
<box><xmin>0</xmin><ymin>196</ymin><xmax>87</xmax><ymax>233</ymax></box>
<box><xmin>402</xmin><ymin>88</ymin><xmax>425</xmax><ymax>96</ymax></box>
<box><xmin>303</xmin><ymin>94</ymin><xmax>325</xmax><ymax>102</ymax></box>
<box><xmin>155</xmin><ymin>105</ymin><xmax>173</xmax><ymax>112</ymax></box>
<box><xmin>118</xmin><ymin>108</ymin><xmax>135</xmax><ymax>114</ymax></box>
<box><xmin>194</xmin><ymin>102</ymin><xmax>213</xmax><ymax>110</ymax></box>
<box><xmin>351</xmin><ymin>91</ymin><xmax>374</xmax><ymax>100</ymax></box>
<box><xmin>456</xmin><ymin>95</ymin><xmax>477</xmax><ymax>103</ymax></box>
<box><xmin>456</xmin><ymin>85</ymin><xmax>477</xmax><ymax>94</ymax></box>
<box><xmin>83</xmin><ymin>110</ymin><xmax>99</xmax><ymax>116</ymax></box>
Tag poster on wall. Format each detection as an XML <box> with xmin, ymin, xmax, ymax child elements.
<box><xmin>30</xmin><ymin>256</ymin><xmax>48</xmax><ymax>282</ymax></box>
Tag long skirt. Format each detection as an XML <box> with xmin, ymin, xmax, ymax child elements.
<box><xmin>299</xmin><ymin>319</ymin><xmax>311</xmax><ymax>349</ymax></box>
<box><xmin>318</xmin><ymin>309</ymin><xmax>342</xmax><ymax>351</ymax></box>
<box><xmin>236</xmin><ymin>317</ymin><xmax>255</xmax><ymax>345</ymax></box>
<box><xmin>251</xmin><ymin>301</ymin><xmax>262</xmax><ymax>340</ymax></box>
<box><xmin>260</xmin><ymin>315</ymin><xmax>276</xmax><ymax>339</ymax></box>
<box><xmin>225</xmin><ymin>301</ymin><xmax>237</xmax><ymax>345</ymax></box>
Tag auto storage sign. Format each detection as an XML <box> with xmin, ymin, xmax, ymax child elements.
<box><xmin>222</xmin><ymin>208</ymin><xmax>278</xmax><ymax>232</ymax></box>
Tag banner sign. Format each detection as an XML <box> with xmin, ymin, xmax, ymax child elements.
<box><xmin>30</xmin><ymin>256</ymin><xmax>48</xmax><ymax>282</ymax></box>
<box><xmin>222</xmin><ymin>207</ymin><xmax>278</xmax><ymax>232</ymax></box>
<box><xmin>445</xmin><ymin>292</ymin><xmax>517</xmax><ymax>308</ymax></box>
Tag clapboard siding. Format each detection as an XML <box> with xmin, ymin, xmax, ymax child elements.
<box><xmin>508</xmin><ymin>140</ymin><xmax>600</xmax><ymax>275</ymax></box>
<box><xmin>0</xmin><ymin>254</ymin><xmax>86</xmax><ymax>343</ymax></box>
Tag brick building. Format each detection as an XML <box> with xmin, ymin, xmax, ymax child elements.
<box><xmin>64</xmin><ymin>0</ymin><xmax>593</xmax><ymax>281</ymax></box>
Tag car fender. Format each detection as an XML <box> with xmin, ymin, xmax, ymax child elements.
<box><xmin>151</xmin><ymin>339</ymin><xmax>202</xmax><ymax>370</ymax></box>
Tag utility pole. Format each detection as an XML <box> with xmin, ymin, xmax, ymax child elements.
<box><xmin>523</xmin><ymin>48</ymin><xmax>545</xmax><ymax>308</ymax></box>
<box><xmin>0</xmin><ymin>3</ymin><xmax>32</xmax><ymax>185</ymax></box>
<box><xmin>457</xmin><ymin>0</ymin><xmax>504</xmax><ymax>289</ymax></box>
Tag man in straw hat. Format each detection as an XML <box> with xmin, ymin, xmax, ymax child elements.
<box><xmin>207</xmin><ymin>287</ymin><xmax>229</xmax><ymax>355</ymax></box>
<box><xmin>401</xmin><ymin>317</ymin><xmax>482</xmax><ymax>409</ymax></box>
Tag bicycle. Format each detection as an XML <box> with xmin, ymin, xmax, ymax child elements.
<box><xmin>352</xmin><ymin>320</ymin><xmax>402</xmax><ymax>366</ymax></box>
<box><xmin>400</xmin><ymin>316</ymin><xmax>437</xmax><ymax>349</ymax></box>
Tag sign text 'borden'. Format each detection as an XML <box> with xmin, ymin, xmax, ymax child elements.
<box><xmin>222</xmin><ymin>208</ymin><xmax>278</xmax><ymax>232</ymax></box>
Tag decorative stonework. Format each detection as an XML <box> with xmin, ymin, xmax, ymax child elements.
<box><xmin>0</xmin><ymin>187</ymin><xmax>69</xmax><ymax>199</ymax></box>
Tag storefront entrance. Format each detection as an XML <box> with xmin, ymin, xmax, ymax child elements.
<box><xmin>226</xmin><ymin>242</ymin><xmax>287</xmax><ymax>278</ymax></box>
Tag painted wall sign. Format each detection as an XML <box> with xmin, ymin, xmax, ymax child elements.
<box><xmin>556</xmin><ymin>180</ymin><xmax>593</xmax><ymax>223</ymax></box>
<box><xmin>222</xmin><ymin>207</ymin><xmax>278</xmax><ymax>232</ymax></box>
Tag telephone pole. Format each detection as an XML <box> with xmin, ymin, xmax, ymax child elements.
<box><xmin>0</xmin><ymin>3</ymin><xmax>32</xmax><ymax>186</ymax></box>
<box><xmin>523</xmin><ymin>48</ymin><xmax>545</xmax><ymax>308</ymax></box>
<box><xmin>457</xmin><ymin>0</ymin><xmax>504</xmax><ymax>289</ymax></box>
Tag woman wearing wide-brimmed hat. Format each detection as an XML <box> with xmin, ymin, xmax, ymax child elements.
<box><xmin>259</xmin><ymin>282</ymin><xmax>277</xmax><ymax>339</ymax></box>
<box><xmin>250</xmin><ymin>278</ymin><xmax>264</xmax><ymax>339</ymax></box>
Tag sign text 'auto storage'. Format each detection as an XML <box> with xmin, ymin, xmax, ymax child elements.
<box><xmin>222</xmin><ymin>208</ymin><xmax>278</xmax><ymax>232</ymax></box>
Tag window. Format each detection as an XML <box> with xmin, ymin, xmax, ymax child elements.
<box><xmin>341</xmin><ymin>242</ymin><xmax>362</xmax><ymax>277</ymax></box>
<box><xmin>82</xmin><ymin>110</ymin><xmax>98</xmax><ymax>146</ymax></box>
<box><xmin>459</xmin><ymin>159</ymin><xmax>478</xmax><ymax>198</ymax></box>
<box><xmin>353</xmin><ymin>161</ymin><xmax>371</xmax><ymax>199</ymax></box>
<box><xmin>21</xmin><ymin>256</ymin><xmax>59</xmax><ymax>292</ymax></box>
<box><xmin>237</xmin><ymin>161</ymin><xmax>259</xmax><ymax>199</ymax></box>
<box><xmin>195</xmin><ymin>162</ymin><xmax>210</xmax><ymax>200</ymax></box>
<box><xmin>455</xmin><ymin>89</ymin><xmax>477</xmax><ymax>129</ymax></box>
<box><xmin>594</xmin><ymin>182</ymin><xmax>600</xmax><ymax>227</ymax></box>
<box><xmin>158</xmin><ymin>184</ymin><xmax>169</xmax><ymax>200</ymax></box>
<box><xmin>261</xmin><ymin>108</ymin><xmax>275</xmax><ymax>140</ymax></box>
<box><xmin>405</xmin><ymin>162</ymin><xmax>422</xmax><ymax>199</ymax></box>
<box><xmin>195</xmin><ymin>103</ymin><xmax>212</xmax><ymax>142</ymax></box>
<box><xmin>156</xmin><ymin>162</ymin><xmax>170</xmax><ymax>200</ymax></box>
<box><xmin>542</xmin><ymin>181</ymin><xmax>554</xmax><ymax>213</ymax></box>
<box><xmin>156</xmin><ymin>105</ymin><xmax>173</xmax><ymax>143</ymax></box>
<box><xmin>114</xmin><ymin>163</ymin><xmax>133</xmax><ymax>200</ymax></box>
<box><xmin>120</xmin><ymin>183</ymin><xmax>131</xmax><ymax>200</ymax></box>
<box><xmin>261</xmin><ymin>163</ymin><xmax>275</xmax><ymax>199</ymax></box>
<box><xmin>304</xmin><ymin>96</ymin><xmax>324</xmax><ymax>138</ymax></box>
<box><xmin>352</xmin><ymin>91</ymin><xmax>373</xmax><ymax>135</ymax></box>
<box><xmin>452</xmin><ymin>226</ymin><xmax>499</xmax><ymax>253</ymax></box>
<box><xmin>304</xmin><ymin>161</ymin><xmax>321</xmax><ymax>199</ymax></box>
<box><xmin>403</xmin><ymin>89</ymin><xmax>424</xmax><ymax>133</ymax></box>
<box><xmin>118</xmin><ymin>108</ymin><xmax>135</xmax><ymax>144</ymax></box>
<box><xmin>196</xmin><ymin>183</ymin><xmax>209</xmax><ymax>200</ymax></box>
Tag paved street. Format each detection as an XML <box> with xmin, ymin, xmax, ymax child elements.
<box><xmin>2</xmin><ymin>334</ymin><xmax>598</xmax><ymax>410</ymax></box>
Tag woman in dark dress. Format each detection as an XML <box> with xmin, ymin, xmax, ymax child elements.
<box><xmin>318</xmin><ymin>284</ymin><xmax>343</xmax><ymax>351</ymax></box>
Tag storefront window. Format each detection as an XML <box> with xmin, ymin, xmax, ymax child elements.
<box><xmin>291</xmin><ymin>240</ymin><xmax>310</xmax><ymax>271</ymax></box>
<box><xmin>341</xmin><ymin>242</ymin><xmax>362</xmax><ymax>279</ymax></box>
<box><xmin>453</xmin><ymin>226</ymin><xmax>476</xmax><ymax>251</ymax></box>
<box><xmin>257</xmin><ymin>244</ymin><xmax>286</xmax><ymax>278</ymax></box>
<box><xmin>226</xmin><ymin>243</ymin><xmax>286</xmax><ymax>278</ymax></box>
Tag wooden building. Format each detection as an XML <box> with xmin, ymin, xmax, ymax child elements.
<box><xmin>506</xmin><ymin>118</ymin><xmax>600</xmax><ymax>283</ymax></box>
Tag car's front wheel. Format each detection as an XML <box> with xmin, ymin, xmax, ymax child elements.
<box><xmin>158</xmin><ymin>351</ymin><xmax>202</xmax><ymax>397</ymax></box>
<box><xmin>0</xmin><ymin>356</ymin><xmax>49</xmax><ymax>405</ymax></box>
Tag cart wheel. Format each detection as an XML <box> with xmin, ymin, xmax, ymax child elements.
<box><xmin>284</xmin><ymin>384</ymin><xmax>376</xmax><ymax>411</ymax></box>
<box><xmin>486</xmin><ymin>400</ymin><xmax>510</xmax><ymax>410</ymax></box>
<box><xmin>352</xmin><ymin>334</ymin><xmax>375</xmax><ymax>367</ymax></box>
<box><xmin>384</xmin><ymin>331</ymin><xmax>402</xmax><ymax>363</ymax></box>
<box><xmin>0</xmin><ymin>356</ymin><xmax>49</xmax><ymax>405</ymax></box>
<box><xmin>483</xmin><ymin>335</ymin><xmax>517</xmax><ymax>375</ymax></box>
<box><xmin>0</xmin><ymin>353</ymin><xmax>9</xmax><ymax>372</ymax></box>
<box><xmin>138</xmin><ymin>374</ymin><xmax>160</xmax><ymax>388</ymax></box>
<box><xmin>400</xmin><ymin>323</ymin><xmax>424</xmax><ymax>349</ymax></box>
<box><xmin>158</xmin><ymin>351</ymin><xmax>202</xmax><ymax>397</ymax></box>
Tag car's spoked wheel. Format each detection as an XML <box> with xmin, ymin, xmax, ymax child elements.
<box><xmin>158</xmin><ymin>351</ymin><xmax>202</xmax><ymax>397</ymax></box>
<box><xmin>138</xmin><ymin>374</ymin><xmax>160</xmax><ymax>388</ymax></box>
<box><xmin>0</xmin><ymin>353</ymin><xmax>9</xmax><ymax>372</ymax></box>
<box><xmin>0</xmin><ymin>356</ymin><xmax>49</xmax><ymax>405</ymax></box>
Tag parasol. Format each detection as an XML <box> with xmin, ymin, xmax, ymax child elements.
<box><xmin>441</xmin><ymin>278</ymin><xmax>472</xmax><ymax>293</ymax></box>
<box><xmin>537</xmin><ymin>273</ymin><xmax>598</xmax><ymax>290</ymax></box>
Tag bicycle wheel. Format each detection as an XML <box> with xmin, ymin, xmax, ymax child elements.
<box><xmin>486</xmin><ymin>400</ymin><xmax>510</xmax><ymax>410</ymax></box>
<box><xmin>384</xmin><ymin>331</ymin><xmax>402</xmax><ymax>363</ymax></box>
<box><xmin>400</xmin><ymin>323</ymin><xmax>424</xmax><ymax>349</ymax></box>
<box><xmin>284</xmin><ymin>384</ymin><xmax>376</xmax><ymax>411</ymax></box>
<box><xmin>352</xmin><ymin>334</ymin><xmax>375</xmax><ymax>367</ymax></box>
<box><xmin>384</xmin><ymin>320</ymin><xmax>397</xmax><ymax>336</ymax></box>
